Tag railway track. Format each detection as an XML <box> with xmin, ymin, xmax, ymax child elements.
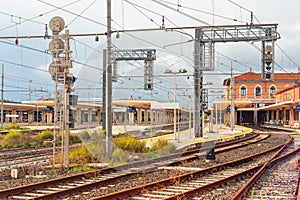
<box><xmin>0</xmin><ymin>130</ymin><xmax>263</xmax><ymax>199</ymax></box>
<box><xmin>89</xmin><ymin>133</ymin><xmax>292</xmax><ymax>200</ymax></box>
<box><xmin>0</xmin><ymin>130</ymin><xmax>288</xmax><ymax>200</ymax></box>
<box><xmin>233</xmin><ymin>135</ymin><xmax>300</xmax><ymax>200</ymax></box>
<box><xmin>0</xmin><ymin>144</ymin><xmax>81</xmax><ymax>172</ymax></box>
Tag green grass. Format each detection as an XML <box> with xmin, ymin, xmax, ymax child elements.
<box><xmin>0</xmin><ymin>124</ymin><xmax>29</xmax><ymax>130</ymax></box>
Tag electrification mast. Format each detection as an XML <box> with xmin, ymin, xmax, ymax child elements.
<box><xmin>194</xmin><ymin>23</ymin><xmax>279</xmax><ymax>137</ymax></box>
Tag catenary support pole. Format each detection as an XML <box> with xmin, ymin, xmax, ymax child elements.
<box><xmin>106</xmin><ymin>0</ymin><xmax>113</xmax><ymax>158</ymax></box>
<box><xmin>230</xmin><ymin>61</ymin><xmax>235</xmax><ymax>131</ymax></box>
<box><xmin>1</xmin><ymin>64</ymin><xmax>4</xmax><ymax>127</ymax></box>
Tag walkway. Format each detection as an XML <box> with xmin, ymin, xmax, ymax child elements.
<box><xmin>140</xmin><ymin>125</ymin><xmax>252</xmax><ymax>150</ymax></box>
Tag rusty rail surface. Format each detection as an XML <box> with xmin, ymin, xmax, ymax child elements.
<box><xmin>90</xmin><ymin>135</ymin><xmax>291</xmax><ymax>200</ymax></box>
<box><xmin>0</xmin><ymin>131</ymin><xmax>267</xmax><ymax>199</ymax></box>
<box><xmin>297</xmin><ymin>159</ymin><xmax>300</xmax><ymax>200</ymax></box>
<box><xmin>231</xmin><ymin>136</ymin><xmax>299</xmax><ymax>200</ymax></box>
<box><xmin>0</xmin><ymin>131</ymin><xmax>260</xmax><ymax>199</ymax></box>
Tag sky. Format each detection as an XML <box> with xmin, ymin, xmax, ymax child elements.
<box><xmin>0</xmin><ymin>0</ymin><xmax>299</xmax><ymax>108</ymax></box>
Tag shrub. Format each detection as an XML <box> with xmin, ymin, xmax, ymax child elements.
<box><xmin>22</xmin><ymin>134</ymin><xmax>40</xmax><ymax>148</ymax></box>
<box><xmin>38</xmin><ymin>130</ymin><xmax>53</xmax><ymax>141</ymax></box>
<box><xmin>113</xmin><ymin>137</ymin><xmax>146</xmax><ymax>153</ymax></box>
<box><xmin>151</xmin><ymin>139</ymin><xmax>169</xmax><ymax>150</ymax></box>
<box><xmin>80</xmin><ymin>131</ymin><xmax>91</xmax><ymax>140</ymax></box>
<box><xmin>111</xmin><ymin>147</ymin><xmax>127</xmax><ymax>166</ymax></box>
<box><xmin>1</xmin><ymin>124</ymin><xmax>20</xmax><ymax>130</ymax></box>
<box><xmin>69</xmin><ymin>145</ymin><xmax>95</xmax><ymax>164</ymax></box>
<box><xmin>70</xmin><ymin>133</ymin><xmax>81</xmax><ymax>143</ymax></box>
<box><xmin>2</xmin><ymin>131</ymin><xmax>22</xmax><ymax>148</ymax></box>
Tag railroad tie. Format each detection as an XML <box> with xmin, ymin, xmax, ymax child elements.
<box><xmin>10</xmin><ymin>195</ymin><xmax>40</xmax><ymax>199</ymax></box>
<box><xmin>46</xmin><ymin>187</ymin><xmax>66</xmax><ymax>191</ymax></box>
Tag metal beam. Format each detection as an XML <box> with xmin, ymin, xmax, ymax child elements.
<box><xmin>112</xmin><ymin>49</ymin><xmax>156</xmax><ymax>61</ymax></box>
<box><xmin>197</xmin><ymin>24</ymin><xmax>279</xmax><ymax>43</ymax></box>
<box><xmin>194</xmin><ymin>23</ymin><xmax>280</xmax><ymax>138</ymax></box>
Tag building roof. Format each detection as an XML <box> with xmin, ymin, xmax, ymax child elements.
<box><xmin>275</xmin><ymin>83</ymin><xmax>300</xmax><ymax>95</ymax></box>
<box><xmin>257</xmin><ymin>100</ymin><xmax>300</xmax><ymax>111</ymax></box>
<box><xmin>223</xmin><ymin>71</ymin><xmax>300</xmax><ymax>86</ymax></box>
<box><xmin>212</xmin><ymin>100</ymin><xmax>252</xmax><ymax>110</ymax></box>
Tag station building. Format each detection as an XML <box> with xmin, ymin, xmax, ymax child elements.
<box><xmin>221</xmin><ymin>71</ymin><xmax>300</xmax><ymax>126</ymax></box>
<box><xmin>0</xmin><ymin>98</ymin><xmax>190</xmax><ymax>129</ymax></box>
<box><xmin>3</xmin><ymin>71</ymin><xmax>300</xmax><ymax>130</ymax></box>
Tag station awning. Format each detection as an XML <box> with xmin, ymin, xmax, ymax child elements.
<box><xmin>113</xmin><ymin>99</ymin><xmax>160</xmax><ymax>109</ymax></box>
<box><xmin>212</xmin><ymin>100</ymin><xmax>252</xmax><ymax>110</ymax></box>
<box><xmin>257</xmin><ymin>100</ymin><xmax>300</xmax><ymax>111</ymax></box>
<box><xmin>3</xmin><ymin>102</ymin><xmax>46</xmax><ymax>111</ymax></box>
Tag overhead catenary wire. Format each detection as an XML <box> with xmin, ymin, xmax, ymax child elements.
<box><xmin>38</xmin><ymin>0</ymin><xmax>107</xmax><ymax>28</ymax></box>
<box><xmin>155</xmin><ymin>0</ymin><xmax>244</xmax><ymax>23</ymax></box>
<box><xmin>125</xmin><ymin>0</ymin><xmax>161</xmax><ymax>27</ymax></box>
<box><xmin>65</xmin><ymin>0</ymin><xmax>98</xmax><ymax>28</ymax></box>
<box><xmin>0</xmin><ymin>38</ymin><xmax>103</xmax><ymax>73</ymax></box>
<box><xmin>152</xmin><ymin>0</ymin><xmax>210</xmax><ymax>25</ymax></box>
<box><xmin>124</xmin><ymin>0</ymin><xmax>194</xmax><ymax>39</ymax></box>
<box><xmin>276</xmin><ymin>43</ymin><xmax>300</xmax><ymax>69</ymax></box>
<box><xmin>0</xmin><ymin>1</ymin><xmax>299</xmax><ymax>103</ymax></box>
<box><xmin>0</xmin><ymin>0</ymin><xmax>82</xmax><ymax>33</ymax></box>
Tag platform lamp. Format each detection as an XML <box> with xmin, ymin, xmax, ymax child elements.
<box><xmin>164</xmin><ymin>68</ymin><xmax>187</xmax><ymax>140</ymax></box>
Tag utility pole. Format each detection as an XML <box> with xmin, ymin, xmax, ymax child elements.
<box><xmin>53</xmin><ymin>72</ymin><xmax>58</xmax><ymax>167</ymax></box>
<box><xmin>230</xmin><ymin>61</ymin><xmax>235</xmax><ymax>131</ymax></box>
<box><xmin>1</xmin><ymin>64</ymin><xmax>4</xmax><ymax>127</ymax></box>
<box><xmin>106</xmin><ymin>0</ymin><xmax>113</xmax><ymax>158</ymax></box>
<box><xmin>64</xmin><ymin>29</ymin><xmax>71</xmax><ymax>167</ymax></box>
<box><xmin>28</xmin><ymin>80</ymin><xmax>32</xmax><ymax>101</ymax></box>
<box><xmin>102</xmin><ymin>50</ymin><xmax>106</xmax><ymax>130</ymax></box>
<box><xmin>174</xmin><ymin>73</ymin><xmax>177</xmax><ymax>140</ymax></box>
<box><xmin>189</xmin><ymin>95</ymin><xmax>192</xmax><ymax>138</ymax></box>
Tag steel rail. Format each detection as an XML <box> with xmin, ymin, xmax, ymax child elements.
<box><xmin>231</xmin><ymin>136</ymin><xmax>299</xmax><ymax>200</ymax></box>
<box><xmin>297</xmin><ymin>159</ymin><xmax>300</xmax><ymax>200</ymax></box>
<box><xmin>90</xmin><ymin>135</ymin><xmax>292</xmax><ymax>200</ymax></box>
<box><xmin>166</xmin><ymin>135</ymin><xmax>296</xmax><ymax>200</ymax></box>
<box><xmin>0</xmin><ymin>131</ymin><xmax>259</xmax><ymax>199</ymax></box>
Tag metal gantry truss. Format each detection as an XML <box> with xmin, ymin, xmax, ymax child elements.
<box><xmin>112</xmin><ymin>49</ymin><xmax>156</xmax><ymax>90</ymax></box>
<box><xmin>194</xmin><ymin>23</ymin><xmax>280</xmax><ymax>137</ymax></box>
<box><xmin>102</xmin><ymin>49</ymin><xmax>156</xmax><ymax>129</ymax></box>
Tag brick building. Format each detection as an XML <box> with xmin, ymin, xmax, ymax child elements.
<box><xmin>222</xmin><ymin>71</ymin><xmax>300</xmax><ymax>125</ymax></box>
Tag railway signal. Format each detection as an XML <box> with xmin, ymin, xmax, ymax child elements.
<box><xmin>48</xmin><ymin>16</ymin><xmax>75</xmax><ymax>168</ymax></box>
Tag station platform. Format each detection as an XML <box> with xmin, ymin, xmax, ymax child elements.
<box><xmin>139</xmin><ymin>125</ymin><xmax>253</xmax><ymax>150</ymax></box>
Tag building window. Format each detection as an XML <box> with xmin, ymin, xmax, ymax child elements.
<box><xmin>270</xmin><ymin>85</ymin><xmax>276</xmax><ymax>97</ymax></box>
<box><xmin>255</xmin><ymin>85</ymin><xmax>261</xmax><ymax>96</ymax></box>
<box><xmin>240</xmin><ymin>86</ymin><xmax>247</xmax><ymax>96</ymax></box>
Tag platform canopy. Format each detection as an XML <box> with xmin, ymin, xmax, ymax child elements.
<box><xmin>212</xmin><ymin>100</ymin><xmax>252</xmax><ymax>110</ymax></box>
<box><xmin>113</xmin><ymin>99</ymin><xmax>160</xmax><ymax>109</ymax></box>
<box><xmin>257</xmin><ymin>100</ymin><xmax>300</xmax><ymax>111</ymax></box>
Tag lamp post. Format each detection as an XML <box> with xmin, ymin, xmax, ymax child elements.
<box><xmin>203</xmin><ymin>82</ymin><xmax>213</xmax><ymax>133</ymax></box>
<box><xmin>164</xmin><ymin>68</ymin><xmax>187</xmax><ymax>140</ymax></box>
<box><xmin>212</xmin><ymin>94</ymin><xmax>225</xmax><ymax>132</ymax></box>
<box><xmin>189</xmin><ymin>95</ymin><xmax>192</xmax><ymax>138</ymax></box>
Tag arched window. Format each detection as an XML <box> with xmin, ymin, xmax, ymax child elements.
<box><xmin>240</xmin><ymin>86</ymin><xmax>247</xmax><ymax>97</ymax></box>
<box><xmin>255</xmin><ymin>85</ymin><xmax>262</xmax><ymax>96</ymax></box>
<box><xmin>270</xmin><ymin>85</ymin><xmax>276</xmax><ymax>97</ymax></box>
